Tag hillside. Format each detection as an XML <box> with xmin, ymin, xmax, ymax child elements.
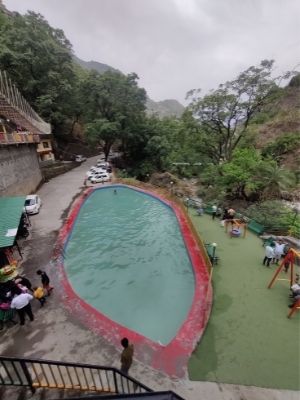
<box><xmin>73</xmin><ymin>56</ymin><xmax>185</xmax><ymax>118</ymax></box>
<box><xmin>253</xmin><ymin>76</ymin><xmax>300</xmax><ymax>170</ymax></box>
<box><xmin>146</xmin><ymin>97</ymin><xmax>185</xmax><ymax>118</ymax></box>
<box><xmin>72</xmin><ymin>55</ymin><xmax>119</xmax><ymax>74</ymax></box>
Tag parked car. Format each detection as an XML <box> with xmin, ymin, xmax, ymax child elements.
<box><xmin>24</xmin><ymin>195</ymin><xmax>42</xmax><ymax>215</ymax></box>
<box><xmin>96</xmin><ymin>164</ymin><xmax>106</xmax><ymax>170</ymax></box>
<box><xmin>75</xmin><ymin>155</ymin><xmax>87</xmax><ymax>162</ymax></box>
<box><xmin>86</xmin><ymin>167</ymin><xmax>107</xmax><ymax>180</ymax></box>
<box><xmin>107</xmin><ymin>166</ymin><xmax>112</xmax><ymax>173</ymax></box>
<box><xmin>96</xmin><ymin>162</ymin><xmax>109</xmax><ymax>168</ymax></box>
<box><xmin>90</xmin><ymin>173</ymin><xmax>110</xmax><ymax>183</ymax></box>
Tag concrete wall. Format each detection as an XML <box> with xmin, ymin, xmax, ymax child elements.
<box><xmin>0</xmin><ymin>144</ymin><xmax>42</xmax><ymax>196</ymax></box>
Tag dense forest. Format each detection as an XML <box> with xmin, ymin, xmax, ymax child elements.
<box><xmin>0</xmin><ymin>9</ymin><xmax>299</xmax><ymax>236</ymax></box>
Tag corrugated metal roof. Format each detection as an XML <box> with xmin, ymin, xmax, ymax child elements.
<box><xmin>0</xmin><ymin>196</ymin><xmax>26</xmax><ymax>248</ymax></box>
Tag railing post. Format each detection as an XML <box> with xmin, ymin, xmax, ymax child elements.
<box><xmin>20</xmin><ymin>361</ymin><xmax>35</xmax><ymax>394</ymax></box>
<box><xmin>112</xmin><ymin>370</ymin><xmax>119</xmax><ymax>394</ymax></box>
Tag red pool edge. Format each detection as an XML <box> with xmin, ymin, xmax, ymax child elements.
<box><xmin>53</xmin><ymin>184</ymin><xmax>212</xmax><ymax>378</ymax></box>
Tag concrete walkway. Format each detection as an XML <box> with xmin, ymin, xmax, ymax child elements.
<box><xmin>0</xmin><ymin>156</ymin><xmax>298</xmax><ymax>400</ymax></box>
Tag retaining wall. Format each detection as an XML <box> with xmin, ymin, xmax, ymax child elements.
<box><xmin>0</xmin><ymin>144</ymin><xmax>42</xmax><ymax>196</ymax></box>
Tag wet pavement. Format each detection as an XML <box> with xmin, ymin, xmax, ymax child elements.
<box><xmin>0</xmin><ymin>156</ymin><xmax>298</xmax><ymax>400</ymax></box>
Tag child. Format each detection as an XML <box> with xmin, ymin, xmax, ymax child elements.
<box><xmin>33</xmin><ymin>287</ymin><xmax>46</xmax><ymax>307</ymax></box>
<box><xmin>36</xmin><ymin>270</ymin><xmax>53</xmax><ymax>296</ymax></box>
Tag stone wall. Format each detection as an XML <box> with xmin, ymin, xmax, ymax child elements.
<box><xmin>0</xmin><ymin>144</ymin><xmax>42</xmax><ymax>196</ymax></box>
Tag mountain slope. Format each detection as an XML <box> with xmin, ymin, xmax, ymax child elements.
<box><xmin>72</xmin><ymin>55</ymin><xmax>119</xmax><ymax>74</ymax></box>
<box><xmin>73</xmin><ymin>56</ymin><xmax>185</xmax><ymax>118</ymax></box>
<box><xmin>146</xmin><ymin>97</ymin><xmax>185</xmax><ymax>118</ymax></box>
<box><xmin>253</xmin><ymin>76</ymin><xmax>300</xmax><ymax>169</ymax></box>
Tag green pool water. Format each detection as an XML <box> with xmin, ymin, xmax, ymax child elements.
<box><xmin>64</xmin><ymin>186</ymin><xmax>195</xmax><ymax>344</ymax></box>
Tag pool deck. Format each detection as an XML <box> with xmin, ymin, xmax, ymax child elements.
<box><xmin>0</xmin><ymin>157</ymin><xmax>298</xmax><ymax>400</ymax></box>
<box><xmin>188</xmin><ymin>211</ymin><xmax>300</xmax><ymax>390</ymax></box>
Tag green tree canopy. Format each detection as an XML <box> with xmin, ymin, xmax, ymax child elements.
<box><xmin>204</xmin><ymin>148</ymin><xmax>297</xmax><ymax>201</ymax></box>
<box><xmin>187</xmin><ymin>60</ymin><xmax>289</xmax><ymax>163</ymax></box>
<box><xmin>84</xmin><ymin>71</ymin><xmax>147</xmax><ymax>159</ymax></box>
<box><xmin>0</xmin><ymin>11</ymin><xmax>76</xmax><ymax>133</ymax></box>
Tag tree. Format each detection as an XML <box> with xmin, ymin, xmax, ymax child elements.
<box><xmin>86</xmin><ymin>119</ymin><xmax>120</xmax><ymax>160</ymax></box>
<box><xmin>213</xmin><ymin>148</ymin><xmax>296</xmax><ymax>201</ymax></box>
<box><xmin>243</xmin><ymin>200</ymin><xmax>299</xmax><ymax>236</ymax></box>
<box><xmin>219</xmin><ymin>148</ymin><xmax>263</xmax><ymax>200</ymax></box>
<box><xmin>259</xmin><ymin>162</ymin><xmax>296</xmax><ymax>199</ymax></box>
<box><xmin>0</xmin><ymin>11</ymin><xmax>76</xmax><ymax>133</ymax></box>
<box><xmin>83</xmin><ymin>71</ymin><xmax>147</xmax><ymax>159</ymax></box>
<box><xmin>187</xmin><ymin>60</ymin><xmax>289</xmax><ymax>163</ymax></box>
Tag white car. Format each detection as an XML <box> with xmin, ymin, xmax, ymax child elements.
<box><xmin>90</xmin><ymin>173</ymin><xmax>110</xmax><ymax>183</ymax></box>
<box><xmin>24</xmin><ymin>195</ymin><xmax>42</xmax><ymax>215</ymax></box>
<box><xmin>86</xmin><ymin>168</ymin><xmax>107</xmax><ymax>180</ymax></box>
<box><xmin>96</xmin><ymin>161</ymin><xmax>110</xmax><ymax>168</ymax></box>
<box><xmin>75</xmin><ymin>155</ymin><xmax>87</xmax><ymax>162</ymax></box>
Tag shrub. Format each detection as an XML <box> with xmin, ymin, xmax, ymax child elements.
<box><xmin>242</xmin><ymin>200</ymin><xmax>299</xmax><ymax>236</ymax></box>
<box><xmin>262</xmin><ymin>133</ymin><xmax>300</xmax><ymax>160</ymax></box>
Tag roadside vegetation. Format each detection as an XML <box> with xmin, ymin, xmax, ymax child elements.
<box><xmin>0</xmin><ymin>9</ymin><xmax>299</xmax><ymax>236</ymax></box>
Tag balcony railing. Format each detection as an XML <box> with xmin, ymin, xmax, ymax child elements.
<box><xmin>0</xmin><ymin>131</ymin><xmax>40</xmax><ymax>145</ymax></box>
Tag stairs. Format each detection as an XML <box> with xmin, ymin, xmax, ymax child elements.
<box><xmin>0</xmin><ymin>356</ymin><xmax>184</xmax><ymax>399</ymax></box>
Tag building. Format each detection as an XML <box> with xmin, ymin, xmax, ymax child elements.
<box><xmin>0</xmin><ymin>70</ymin><xmax>51</xmax><ymax>195</ymax></box>
<box><xmin>36</xmin><ymin>134</ymin><xmax>55</xmax><ymax>163</ymax></box>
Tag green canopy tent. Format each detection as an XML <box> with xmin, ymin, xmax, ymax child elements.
<box><xmin>0</xmin><ymin>196</ymin><xmax>26</xmax><ymax>273</ymax></box>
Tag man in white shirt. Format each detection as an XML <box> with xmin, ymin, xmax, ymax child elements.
<box><xmin>263</xmin><ymin>243</ymin><xmax>275</xmax><ymax>267</ymax></box>
<box><xmin>10</xmin><ymin>288</ymin><xmax>34</xmax><ymax>326</ymax></box>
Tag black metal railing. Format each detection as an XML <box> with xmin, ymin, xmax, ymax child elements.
<box><xmin>59</xmin><ymin>391</ymin><xmax>186</xmax><ymax>399</ymax></box>
<box><xmin>0</xmin><ymin>356</ymin><xmax>152</xmax><ymax>395</ymax></box>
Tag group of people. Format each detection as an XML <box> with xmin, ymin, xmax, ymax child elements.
<box><xmin>263</xmin><ymin>240</ymin><xmax>287</xmax><ymax>268</ymax></box>
<box><xmin>0</xmin><ymin>267</ymin><xmax>136</xmax><ymax>375</ymax></box>
<box><xmin>263</xmin><ymin>240</ymin><xmax>300</xmax><ymax>309</ymax></box>
<box><xmin>210</xmin><ymin>205</ymin><xmax>236</xmax><ymax>224</ymax></box>
<box><xmin>197</xmin><ymin>204</ymin><xmax>236</xmax><ymax>223</ymax></box>
<box><xmin>0</xmin><ymin>270</ymin><xmax>53</xmax><ymax>326</ymax></box>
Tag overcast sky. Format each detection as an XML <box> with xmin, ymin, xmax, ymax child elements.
<box><xmin>4</xmin><ymin>0</ymin><xmax>300</xmax><ymax>103</ymax></box>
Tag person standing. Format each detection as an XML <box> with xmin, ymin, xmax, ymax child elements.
<box><xmin>120</xmin><ymin>337</ymin><xmax>134</xmax><ymax>375</ymax></box>
<box><xmin>33</xmin><ymin>286</ymin><xmax>47</xmax><ymax>307</ymax></box>
<box><xmin>212</xmin><ymin>205</ymin><xmax>217</xmax><ymax>220</ymax></box>
<box><xmin>263</xmin><ymin>243</ymin><xmax>275</xmax><ymax>267</ymax></box>
<box><xmin>10</xmin><ymin>287</ymin><xmax>34</xmax><ymax>325</ymax></box>
<box><xmin>36</xmin><ymin>270</ymin><xmax>53</xmax><ymax>296</ymax></box>
<box><xmin>273</xmin><ymin>240</ymin><xmax>285</xmax><ymax>264</ymax></box>
<box><xmin>227</xmin><ymin>208</ymin><xmax>236</xmax><ymax>220</ymax></box>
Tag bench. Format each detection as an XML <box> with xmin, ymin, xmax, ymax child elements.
<box><xmin>205</xmin><ymin>243</ymin><xmax>219</xmax><ymax>265</ymax></box>
<box><xmin>248</xmin><ymin>220</ymin><xmax>265</xmax><ymax>235</ymax></box>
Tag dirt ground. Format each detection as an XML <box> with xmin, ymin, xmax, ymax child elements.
<box><xmin>0</xmin><ymin>156</ymin><xmax>298</xmax><ymax>400</ymax></box>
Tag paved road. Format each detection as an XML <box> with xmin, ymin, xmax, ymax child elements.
<box><xmin>0</xmin><ymin>157</ymin><xmax>297</xmax><ymax>400</ymax></box>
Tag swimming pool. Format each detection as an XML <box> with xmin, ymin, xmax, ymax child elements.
<box><xmin>64</xmin><ymin>186</ymin><xmax>195</xmax><ymax>345</ymax></box>
<box><xmin>57</xmin><ymin>184</ymin><xmax>212</xmax><ymax>376</ymax></box>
